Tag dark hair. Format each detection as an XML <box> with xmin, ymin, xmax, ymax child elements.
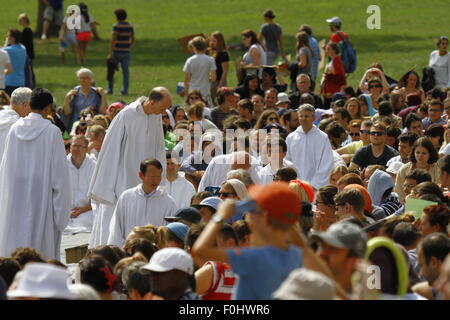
<box><xmin>30</xmin><ymin>88</ymin><xmax>53</xmax><ymax>110</ymax></box>
<box><xmin>436</xmin><ymin>35</ymin><xmax>449</xmax><ymax>48</ymax></box>
<box><xmin>398</xmin><ymin>132</ymin><xmax>419</xmax><ymax>146</ymax></box>
<box><xmin>438</xmin><ymin>154</ymin><xmax>450</xmax><ymax>175</ymax></box>
<box><xmin>237</xmin><ymin>99</ymin><xmax>254</xmax><ymax>113</ymax></box>
<box><xmin>241</xmin><ymin>29</ymin><xmax>259</xmax><ymax>45</ymax></box>
<box><xmin>8</xmin><ymin>28</ymin><xmax>22</xmax><ymax>43</ymax></box>
<box><xmin>405</xmin><ymin>113</ymin><xmax>422</xmax><ymax>129</ymax></box>
<box><xmin>413</xmin><ymin>182</ymin><xmax>446</xmax><ymax>203</ymax></box>
<box><xmin>0</xmin><ymin>258</ymin><xmax>20</xmax><ymax>287</ymax></box>
<box><xmin>429</xmin><ymin>100</ymin><xmax>444</xmax><ymax>111</ymax></box>
<box><xmin>275</xmin><ymin>166</ymin><xmax>297</xmax><ymax>182</ymax></box>
<box><xmin>398</xmin><ymin>70</ymin><xmax>421</xmax><ymax>89</ymax></box>
<box><xmin>267</xmin><ymin>137</ymin><xmax>287</xmax><ymax>153</ymax></box>
<box><xmin>418</xmin><ymin>233</ymin><xmax>450</xmax><ymax>264</ymax></box>
<box><xmin>342</xmin><ymin>86</ymin><xmax>356</xmax><ymax>97</ymax></box>
<box><xmin>79</xmin><ymin>255</ymin><xmax>115</xmax><ymax>293</ymax></box>
<box><xmin>378</xmin><ymin>101</ymin><xmax>394</xmax><ymax>116</ymax></box>
<box><xmin>334</xmin><ymin>107</ymin><xmax>351</xmax><ymax>122</ymax></box>
<box><xmin>299</xmin><ymin>24</ymin><xmax>312</xmax><ymax>36</ymax></box>
<box><xmin>262</xmin><ymin>67</ymin><xmax>278</xmax><ymax>85</ymax></box>
<box><xmin>327</xmin><ymin>42</ymin><xmax>339</xmax><ymax>55</ymax></box>
<box><xmin>405</xmin><ymin>169</ymin><xmax>432</xmax><ymax>184</ymax></box>
<box><xmin>232</xmin><ymin>220</ymin><xmax>250</xmax><ymax>244</ymax></box>
<box><xmin>336</xmin><ymin>173</ymin><xmax>364</xmax><ymax>187</ymax></box>
<box><xmin>317</xmin><ymin>185</ymin><xmax>338</xmax><ymax>206</ymax></box>
<box><xmin>219</xmin><ymin>224</ymin><xmax>238</xmax><ymax>246</ymax></box>
<box><xmin>10</xmin><ymin>247</ymin><xmax>45</xmax><ymax>267</ymax></box>
<box><xmin>78</xmin><ymin>2</ymin><xmax>90</xmax><ymax>24</ymax></box>
<box><xmin>424</xmin><ymin>124</ymin><xmax>445</xmax><ymax>145</ymax></box>
<box><xmin>85</xmin><ymin>245</ymin><xmax>121</xmax><ymax>268</ymax></box>
<box><xmin>326</xmin><ymin>121</ymin><xmax>347</xmax><ymax>139</ymax></box>
<box><xmin>423</xmin><ymin>205</ymin><xmax>450</xmax><ymax>233</ymax></box>
<box><xmin>334</xmin><ymin>188</ymin><xmax>365</xmax><ymax>213</ymax></box>
<box><xmin>125</xmin><ymin>238</ymin><xmax>156</xmax><ymax>261</ymax></box>
<box><xmin>140</xmin><ymin>158</ymin><xmax>163</xmax><ymax>175</ymax></box>
<box><xmin>263</xmin><ymin>9</ymin><xmax>275</xmax><ymax>19</ymax></box>
<box><xmin>114</xmin><ymin>8</ymin><xmax>127</xmax><ymax>21</ymax></box>
<box><xmin>392</xmin><ymin>222</ymin><xmax>422</xmax><ymax>248</ymax></box>
<box><xmin>409</xmin><ymin>137</ymin><xmax>439</xmax><ymax>164</ymax></box>
<box><xmin>185</xmin><ymin>223</ymin><xmax>205</xmax><ymax>251</ymax></box>
<box><xmin>122</xmin><ymin>261</ymin><xmax>151</xmax><ymax>297</ymax></box>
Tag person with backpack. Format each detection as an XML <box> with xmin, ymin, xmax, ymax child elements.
<box><xmin>321</xmin><ymin>42</ymin><xmax>346</xmax><ymax>108</ymax></box>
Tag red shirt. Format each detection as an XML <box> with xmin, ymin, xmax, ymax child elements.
<box><xmin>322</xmin><ymin>56</ymin><xmax>346</xmax><ymax>95</ymax></box>
<box><xmin>330</xmin><ymin>31</ymin><xmax>347</xmax><ymax>43</ymax></box>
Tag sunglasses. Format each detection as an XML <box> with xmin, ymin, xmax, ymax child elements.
<box><xmin>370</xmin><ymin>131</ymin><xmax>384</xmax><ymax>136</ymax></box>
<box><xmin>360</xmin><ymin>129</ymin><xmax>370</xmax><ymax>134</ymax></box>
<box><xmin>350</xmin><ymin>132</ymin><xmax>360</xmax><ymax>137</ymax></box>
<box><xmin>268</xmin><ymin>117</ymin><xmax>278</xmax><ymax>121</ymax></box>
<box><xmin>369</xmin><ymin>85</ymin><xmax>382</xmax><ymax>89</ymax></box>
<box><xmin>218</xmin><ymin>192</ymin><xmax>237</xmax><ymax>198</ymax></box>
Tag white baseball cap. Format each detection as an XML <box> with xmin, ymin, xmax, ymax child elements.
<box><xmin>326</xmin><ymin>16</ymin><xmax>342</xmax><ymax>26</ymax></box>
<box><xmin>276</xmin><ymin>92</ymin><xmax>290</xmax><ymax>105</ymax></box>
<box><xmin>7</xmin><ymin>263</ymin><xmax>77</xmax><ymax>300</ymax></box>
<box><xmin>142</xmin><ymin>247</ymin><xmax>194</xmax><ymax>275</ymax></box>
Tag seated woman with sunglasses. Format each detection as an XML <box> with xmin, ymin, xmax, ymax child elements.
<box><xmin>366</xmin><ymin>78</ymin><xmax>385</xmax><ymax>112</ymax></box>
<box><xmin>185</xmin><ymin>90</ymin><xmax>212</xmax><ymax>119</ymax></box>
<box><xmin>218</xmin><ymin>179</ymin><xmax>249</xmax><ymax>201</ymax></box>
<box><xmin>254</xmin><ymin>109</ymin><xmax>279</xmax><ymax>130</ymax></box>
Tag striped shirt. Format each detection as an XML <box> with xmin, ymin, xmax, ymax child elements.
<box><xmin>112</xmin><ymin>22</ymin><xmax>134</xmax><ymax>52</ymax></box>
<box><xmin>201</xmin><ymin>261</ymin><xmax>237</xmax><ymax>300</ymax></box>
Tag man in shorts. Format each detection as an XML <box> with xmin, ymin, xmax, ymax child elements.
<box><xmin>41</xmin><ymin>0</ymin><xmax>64</xmax><ymax>40</ymax></box>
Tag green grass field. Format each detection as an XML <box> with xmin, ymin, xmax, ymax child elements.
<box><xmin>0</xmin><ymin>0</ymin><xmax>449</xmax><ymax>106</ymax></box>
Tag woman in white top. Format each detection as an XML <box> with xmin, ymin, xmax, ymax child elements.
<box><xmin>429</xmin><ymin>36</ymin><xmax>450</xmax><ymax>89</ymax></box>
<box><xmin>240</xmin><ymin>29</ymin><xmax>266</xmax><ymax>79</ymax></box>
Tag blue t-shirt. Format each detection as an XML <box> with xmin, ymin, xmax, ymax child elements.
<box><xmin>227</xmin><ymin>245</ymin><xmax>303</xmax><ymax>300</ymax></box>
<box><xmin>49</xmin><ymin>0</ymin><xmax>63</xmax><ymax>11</ymax></box>
<box><xmin>4</xmin><ymin>44</ymin><xmax>26</xmax><ymax>87</ymax></box>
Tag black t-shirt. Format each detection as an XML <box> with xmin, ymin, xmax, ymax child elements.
<box><xmin>20</xmin><ymin>27</ymin><xmax>34</xmax><ymax>60</ymax></box>
<box><xmin>215</xmin><ymin>51</ymin><xmax>230</xmax><ymax>82</ymax></box>
<box><xmin>352</xmin><ymin>144</ymin><xmax>399</xmax><ymax>169</ymax></box>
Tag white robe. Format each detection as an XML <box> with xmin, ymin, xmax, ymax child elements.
<box><xmin>0</xmin><ymin>107</ymin><xmax>20</xmax><ymax>161</ymax></box>
<box><xmin>285</xmin><ymin>125</ymin><xmax>334</xmax><ymax>190</ymax></box>
<box><xmin>64</xmin><ymin>154</ymin><xmax>96</xmax><ymax>234</ymax></box>
<box><xmin>163</xmin><ymin>172</ymin><xmax>196</xmax><ymax>209</ymax></box>
<box><xmin>198</xmin><ymin>153</ymin><xmax>262</xmax><ymax>191</ymax></box>
<box><xmin>88</xmin><ymin>98</ymin><xmax>166</xmax><ymax>248</ymax></box>
<box><xmin>258</xmin><ymin>159</ymin><xmax>296</xmax><ymax>185</ymax></box>
<box><xmin>0</xmin><ymin>113</ymin><xmax>72</xmax><ymax>259</ymax></box>
<box><xmin>107</xmin><ymin>185</ymin><xmax>177</xmax><ymax>247</ymax></box>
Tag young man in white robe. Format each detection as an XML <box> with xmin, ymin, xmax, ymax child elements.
<box><xmin>0</xmin><ymin>88</ymin><xmax>72</xmax><ymax>260</ymax></box>
<box><xmin>88</xmin><ymin>87</ymin><xmax>172</xmax><ymax>248</ymax></box>
<box><xmin>0</xmin><ymin>87</ymin><xmax>31</xmax><ymax>160</ymax></box>
<box><xmin>163</xmin><ymin>152</ymin><xmax>196</xmax><ymax>209</ymax></box>
<box><xmin>107</xmin><ymin>158</ymin><xmax>177</xmax><ymax>248</ymax></box>
<box><xmin>198</xmin><ymin>151</ymin><xmax>262</xmax><ymax>191</ymax></box>
<box><xmin>285</xmin><ymin>104</ymin><xmax>334</xmax><ymax>191</ymax></box>
<box><xmin>258</xmin><ymin>137</ymin><xmax>296</xmax><ymax>185</ymax></box>
<box><xmin>64</xmin><ymin>135</ymin><xmax>96</xmax><ymax>234</ymax></box>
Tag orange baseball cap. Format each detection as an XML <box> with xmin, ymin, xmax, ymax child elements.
<box><xmin>248</xmin><ymin>182</ymin><xmax>301</xmax><ymax>225</ymax></box>
<box><xmin>289</xmin><ymin>180</ymin><xmax>315</xmax><ymax>203</ymax></box>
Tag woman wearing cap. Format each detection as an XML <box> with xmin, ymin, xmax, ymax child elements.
<box><xmin>157</xmin><ymin>222</ymin><xmax>189</xmax><ymax>249</ymax></box>
<box><xmin>219</xmin><ymin>179</ymin><xmax>249</xmax><ymax>201</ymax></box>
<box><xmin>105</xmin><ymin>101</ymin><xmax>125</xmax><ymax>122</ymax></box>
<box><xmin>320</xmin><ymin>42</ymin><xmax>346</xmax><ymax>108</ymax></box>
<box><xmin>239</xmin><ymin>29</ymin><xmax>266</xmax><ymax>80</ymax></box>
<box><xmin>395</xmin><ymin>70</ymin><xmax>425</xmax><ymax>105</ymax></box>
<box><xmin>395</xmin><ymin>137</ymin><xmax>440</xmax><ymax>203</ymax></box>
<box><xmin>429</xmin><ymin>36</ymin><xmax>450</xmax><ymax>89</ymax></box>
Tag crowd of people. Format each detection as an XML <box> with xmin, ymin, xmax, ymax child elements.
<box><xmin>0</xmin><ymin>4</ymin><xmax>450</xmax><ymax>302</ymax></box>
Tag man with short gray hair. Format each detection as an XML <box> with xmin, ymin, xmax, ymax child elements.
<box><xmin>0</xmin><ymin>87</ymin><xmax>31</xmax><ymax>160</ymax></box>
<box><xmin>286</xmin><ymin>104</ymin><xmax>334</xmax><ymax>191</ymax></box>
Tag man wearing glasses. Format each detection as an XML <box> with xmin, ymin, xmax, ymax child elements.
<box><xmin>422</xmin><ymin>100</ymin><xmax>446</xmax><ymax>130</ymax></box>
<box><xmin>336</xmin><ymin>119</ymin><xmax>372</xmax><ymax>164</ymax></box>
<box><xmin>349</xmin><ymin>122</ymin><xmax>399</xmax><ymax>170</ymax></box>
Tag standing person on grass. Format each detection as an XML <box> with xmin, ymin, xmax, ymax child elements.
<box><xmin>107</xmin><ymin>8</ymin><xmax>134</xmax><ymax>96</ymax></box>
<box><xmin>258</xmin><ymin>9</ymin><xmax>285</xmax><ymax>65</ymax></box>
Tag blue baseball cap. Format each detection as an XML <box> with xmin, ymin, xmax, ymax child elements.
<box><xmin>164</xmin><ymin>207</ymin><xmax>201</xmax><ymax>224</ymax></box>
<box><xmin>166</xmin><ymin>222</ymin><xmax>189</xmax><ymax>242</ymax></box>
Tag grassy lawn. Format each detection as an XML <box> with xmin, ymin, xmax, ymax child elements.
<box><xmin>0</xmin><ymin>0</ymin><xmax>448</xmax><ymax>106</ymax></box>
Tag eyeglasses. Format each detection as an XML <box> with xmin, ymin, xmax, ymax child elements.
<box><xmin>369</xmin><ymin>131</ymin><xmax>384</xmax><ymax>136</ymax></box>
<box><xmin>218</xmin><ymin>192</ymin><xmax>237</xmax><ymax>198</ymax></box>
<box><xmin>369</xmin><ymin>85</ymin><xmax>382</xmax><ymax>89</ymax></box>
<box><xmin>360</xmin><ymin>129</ymin><xmax>370</xmax><ymax>134</ymax></box>
<box><xmin>350</xmin><ymin>132</ymin><xmax>360</xmax><ymax>137</ymax></box>
<box><xmin>403</xmin><ymin>183</ymin><xmax>415</xmax><ymax>189</ymax></box>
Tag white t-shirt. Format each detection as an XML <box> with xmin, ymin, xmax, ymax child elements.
<box><xmin>183</xmin><ymin>53</ymin><xmax>216</xmax><ymax>97</ymax></box>
<box><xmin>0</xmin><ymin>49</ymin><xmax>11</xmax><ymax>89</ymax></box>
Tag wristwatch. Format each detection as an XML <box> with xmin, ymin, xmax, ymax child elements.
<box><xmin>212</xmin><ymin>215</ymin><xmax>226</xmax><ymax>224</ymax></box>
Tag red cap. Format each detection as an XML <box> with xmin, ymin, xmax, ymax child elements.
<box><xmin>289</xmin><ymin>180</ymin><xmax>315</xmax><ymax>203</ymax></box>
<box><xmin>344</xmin><ymin>184</ymin><xmax>372</xmax><ymax>212</ymax></box>
<box><xmin>248</xmin><ymin>182</ymin><xmax>301</xmax><ymax>225</ymax></box>
<box><xmin>107</xmin><ymin>102</ymin><xmax>125</xmax><ymax>113</ymax></box>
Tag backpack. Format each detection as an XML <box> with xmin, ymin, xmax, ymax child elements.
<box><xmin>336</xmin><ymin>32</ymin><xmax>357</xmax><ymax>74</ymax></box>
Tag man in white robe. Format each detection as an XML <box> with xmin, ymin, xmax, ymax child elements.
<box><xmin>286</xmin><ymin>104</ymin><xmax>334</xmax><ymax>191</ymax></box>
<box><xmin>258</xmin><ymin>138</ymin><xmax>296</xmax><ymax>185</ymax></box>
<box><xmin>0</xmin><ymin>88</ymin><xmax>72</xmax><ymax>260</ymax></box>
<box><xmin>0</xmin><ymin>87</ymin><xmax>31</xmax><ymax>160</ymax></box>
<box><xmin>108</xmin><ymin>158</ymin><xmax>177</xmax><ymax>248</ymax></box>
<box><xmin>198</xmin><ymin>151</ymin><xmax>262</xmax><ymax>191</ymax></box>
<box><xmin>64</xmin><ymin>135</ymin><xmax>96</xmax><ymax>234</ymax></box>
<box><xmin>88</xmin><ymin>87</ymin><xmax>172</xmax><ymax>248</ymax></box>
<box><xmin>163</xmin><ymin>152</ymin><xmax>196</xmax><ymax>209</ymax></box>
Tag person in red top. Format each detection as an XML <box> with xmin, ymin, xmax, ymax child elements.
<box><xmin>195</xmin><ymin>224</ymin><xmax>238</xmax><ymax>300</ymax></box>
<box><xmin>321</xmin><ymin>42</ymin><xmax>346</xmax><ymax>107</ymax></box>
<box><xmin>326</xmin><ymin>16</ymin><xmax>348</xmax><ymax>44</ymax></box>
